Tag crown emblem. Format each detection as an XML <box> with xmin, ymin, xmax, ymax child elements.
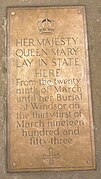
<box><xmin>37</xmin><ymin>18</ymin><xmax>56</xmax><ymax>34</ymax></box>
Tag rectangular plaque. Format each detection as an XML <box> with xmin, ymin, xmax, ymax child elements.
<box><xmin>7</xmin><ymin>6</ymin><xmax>95</xmax><ymax>171</ymax></box>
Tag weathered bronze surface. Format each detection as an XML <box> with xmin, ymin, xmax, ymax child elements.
<box><xmin>7</xmin><ymin>7</ymin><xmax>95</xmax><ymax>172</ymax></box>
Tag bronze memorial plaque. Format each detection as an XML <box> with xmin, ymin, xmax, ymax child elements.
<box><xmin>7</xmin><ymin>7</ymin><xmax>95</xmax><ymax>171</ymax></box>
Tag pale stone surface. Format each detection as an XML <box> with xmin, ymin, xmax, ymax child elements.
<box><xmin>0</xmin><ymin>0</ymin><xmax>101</xmax><ymax>178</ymax></box>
